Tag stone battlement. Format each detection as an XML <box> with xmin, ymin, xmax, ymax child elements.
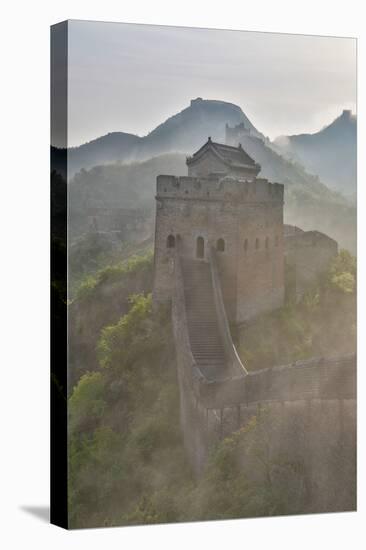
<box><xmin>154</xmin><ymin>141</ymin><xmax>285</xmax><ymax>325</ymax></box>
<box><xmin>284</xmin><ymin>227</ymin><xmax>338</xmax><ymax>301</ymax></box>
<box><xmin>285</xmin><ymin>229</ymin><xmax>338</xmax><ymax>250</ymax></box>
<box><xmin>156</xmin><ymin>174</ymin><xmax>284</xmax><ymax>203</ymax></box>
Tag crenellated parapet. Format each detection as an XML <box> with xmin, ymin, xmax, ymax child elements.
<box><xmin>284</xmin><ymin>225</ymin><xmax>338</xmax><ymax>301</ymax></box>
<box><xmin>156</xmin><ymin>174</ymin><xmax>284</xmax><ymax>204</ymax></box>
<box><xmin>198</xmin><ymin>353</ymin><xmax>356</xmax><ymax>410</ymax></box>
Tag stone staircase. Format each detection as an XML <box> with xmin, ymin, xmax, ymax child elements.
<box><xmin>181</xmin><ymin>258</ymin><xmax>229</xmax><ymax>381</ymax></box>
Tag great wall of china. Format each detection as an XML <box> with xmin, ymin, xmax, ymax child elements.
<box><xmin>152</xmin><ymin>135</ymin><xmax>356</xmax><ymax>507</ymax></box>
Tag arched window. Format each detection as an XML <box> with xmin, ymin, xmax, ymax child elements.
<box><xmin>244</xmin><ymin>238</ymin><xmax>249</xmax><ymax>253</ymax></box>
<box><xmin>265</xmin><ymin>237</ymin><xmax>269</xmax><ymax>249</ymax></box>
<box><xmin>255</xmin><ymin>238</ymin><xmax>260</xmax><ymax>250</ymax></box>
<box><xmin>216</xmin><ymin>238</ymin><xmax>225</xmax><ymax>252</ymax></box>
<box><xmin>275</xmin><ymin>235</ymin><xmax>279</xmax><ymax>247</ymax></box>
<box><xmin>196</xmin><ymin>236</ymin><xmax>204</xmax><ymax>259</ymax></box>
<box><xmin>167</xmin><ymin>234</ymin><xmax>175</xmax><ymax>248</ymax></box>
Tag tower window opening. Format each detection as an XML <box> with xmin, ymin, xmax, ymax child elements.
<box><xmin>265</xmin><ymin>237</ymin><xmax>269</xmax><ymax>249</ymax></box>
<box><xmin>167</xmin><ymin>234</ymin><xmax>175</xmax><ymax>248</ymax></box>
<box><xmin>255</xmin><ymin>238</ymin><xmax>260</xmax><ymax>250</ymax></box>
<box><xmin>244</xmin><ymin>238</ymin><xmax>249</xmax><ymax>252</ymax></box>
<box><xmin>216</xmin><ymin>238</ymin><xmax>225</xmax><ymax>252</ymax></box>
<box><xmin>196</xmin><ymin>236</ymin><xmax>205</xmax><ymax>259</ymax></box>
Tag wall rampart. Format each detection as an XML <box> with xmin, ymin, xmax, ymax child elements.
<box><xmin>157</xmin><ymin>175</ymin><xmax>284</xmax><ymax>204</ymax></box>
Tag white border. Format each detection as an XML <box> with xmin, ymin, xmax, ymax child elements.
<box><xmin>1</xmin><ymin>1</ymin><xmax>364</xmax><ymax>548</ymax></box>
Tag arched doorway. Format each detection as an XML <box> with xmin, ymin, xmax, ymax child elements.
<box><xmin>196</xmin><ymin>236</ymin><xmax>204</xmax><ymax>259</ymax></box>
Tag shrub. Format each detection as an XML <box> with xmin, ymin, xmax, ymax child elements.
<box><xmin>326</xmin><ymin>249</ymin><xmax>356</xmax><ymax>294</ymax></box>
<box><xmin>75</xmin><ymin>251</ymin><xmax>153</xmax><ymax>301</ymax></box>
<box><xmin>69</xmin><ymin>371</ymin><xmax>106</xmax><ymax>433</ymax></box>
<box><xmin>97</xmin><ymin>293</ymin><xmax>155</xmax><ymax>372</ymax></box>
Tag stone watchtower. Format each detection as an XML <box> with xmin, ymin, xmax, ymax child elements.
<box><xmin>225</xmin><ymin>122</ymin><xmax>251</xmax><ymax>146</ymax></box>
<box><xmin>153</xmin><ymin>138</ymin><xmax>285</xmax><ymax>325</ymax></box>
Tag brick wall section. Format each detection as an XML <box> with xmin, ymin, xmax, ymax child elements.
<box><xmin>285</xmin><ymin>228</ymin><xmax>338</xmax><ymax>299</ymax></box>
<box><xmin>225</xmin><ymin>122</ymin><xmax>251</xmax><ymax>146</ymax></box>
<box><xmin>171</xmin><ymin>230</ymin><xmax>355</xmax><ymax>479</ymax></box>
<box><xmin>205</xmin><ymin>396</ymin><xmax>356</xmax><ymax>513</ymax></box>
<box><xmin>153</xmin><ymin>174</ymin><xmax>285</xmax><ymax>324</ymax></box>
<box><xmin>198</xmin><ymin>353</ymin><xmax>356</xmax><ymax>409</ymax></box>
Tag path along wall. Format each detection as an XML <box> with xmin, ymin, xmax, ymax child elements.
<box><xmin>174</xmin><ymin>273</ymin><xmax>356</xmax><ymax>508</ymax></box>
<box><xmin>171</xmin><ymin>241</ymin><xmax>356</xmax><ymax>509</ymax></box>
<box><xmin>194</xmin><ymin>355</ymin><xmax>355</xmax><ymax>511</ymax></box>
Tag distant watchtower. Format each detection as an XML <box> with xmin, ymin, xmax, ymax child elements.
<box><xmin>153</xmin><ymin>138</ymin><xmax>285</xmax><ymax>324</ymax></box>
<box><xmin>225</xmin><ymin>122</ymin><xmax>251</xmax><ymax>147</ymax></box>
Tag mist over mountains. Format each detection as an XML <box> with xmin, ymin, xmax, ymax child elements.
<box><xmin>274</xmin><ymin>109</ymin><xmax>356</xmax><ymax>197</ymax></box>
<box><xmin>54</xmin><ymin>98</ymin><xmax>356</xmax><ymax>198</ymax></box>
<box><xmin>54</xmin><ymin>98</ymin><xmax>356</xmax><ymax>253</ymax></box>
<box><xmin>53</xmin><ymin>98</ymin><xmax>265</xmax><ymax>176</ymax></box>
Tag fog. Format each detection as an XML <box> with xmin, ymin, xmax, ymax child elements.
<box><xmin>66</xmin><ymin>20</ymin><xmax>356</xmax><ymax>147</ymax></box>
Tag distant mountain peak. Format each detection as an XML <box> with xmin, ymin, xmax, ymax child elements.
<box><xmin>60</xmin><ymin>101</ymin><xmax>356</xmax><ymax>203</ymax></box>
<box><xmin>273</xmin><ymin>110</ymin><xmax>356</xmax><ymax>196</ymax></box>
<box><xmin>325</xmin><ymin>109</ymin><xmax>356</xmax><ymax>130</ymax></box>
<box><xmin>189</xmin><ymin>96</ymin><xmax>242</xmax><ymax>110</ymax></box>
<box><xmin>275</xmin><ymin>110</ymin><xmax>356</xmax><ymax>142</ymax></box>
<box><xmin>64</xmin><ymin>97</ymin><xmax>264</xmax><ymax>175</ymax></box>
<box><xmin>146</xmin><ymin>97</ymin><xmax>265</xmax><ymax>145</ymax></box>
<box><xmin>340</xmin><ymin>109</ymin><xmax>356</xmax><ymax>121</ymax></box>
<box><xmin>342</xmin><ymin>109</ymin><xmax>352</xmax><ymax>118</ymax></box>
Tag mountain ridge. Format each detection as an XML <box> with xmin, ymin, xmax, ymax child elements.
<box><xmin>273</xmin><ymin>109</ymin><xmax>356</xmax><ymax>196</ymax></box>
<box><xmin>54</xmin><ymin>98</ymin><xmax>266</xmax><ymax>175</ymax></box>
<box><xmin>53</xmin><ymin>99</ymin><xmax>356</xmax><ymax>200</ymax></box>
<box><xmin>52</xmin><ymin>97</ymin><xmax>356</xmax><ymax>254</ymax></box>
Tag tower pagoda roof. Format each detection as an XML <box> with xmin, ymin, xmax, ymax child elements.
<box><xmin>186</xmin><ymin>137</ymin><xmax>260</xmax><ymax>174</ymax></box>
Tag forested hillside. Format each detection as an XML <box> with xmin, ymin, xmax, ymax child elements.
<box><xmin>68</xmin><ymin>248</ymin><xmax>356</xmax><ymax>528</ymax></box>
<box><xmin>68</xmin><ymin>154</ymin><xmax>186</xmax><ymax>239</ymax></box>
<box><xmin>68</xmin><ymin>150</ymin><xmax>356</xmax><ymax>253</ymax></box>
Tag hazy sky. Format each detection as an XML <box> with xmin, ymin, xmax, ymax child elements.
<box><xmin>67</xmin><ymin>20</ymin><xmax>356</xmax><ymax>147</ymax></box>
